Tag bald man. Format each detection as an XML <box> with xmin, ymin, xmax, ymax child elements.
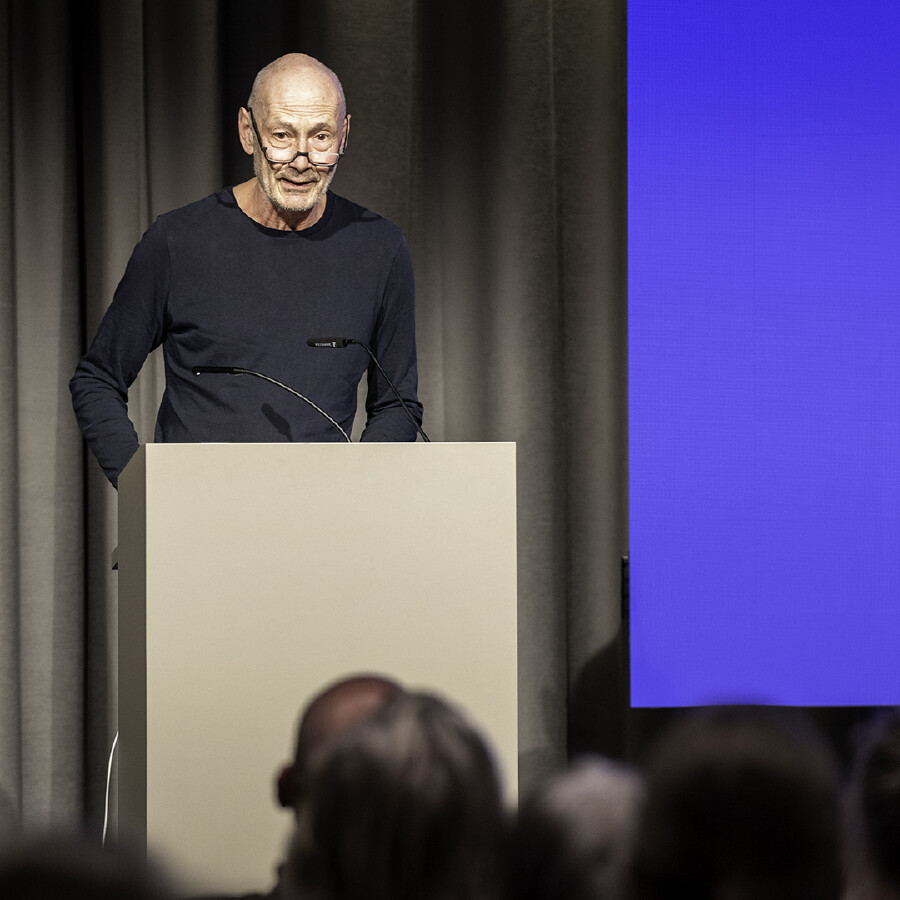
<box><xmin>191</xmin><ymin>674</ymin><xmax>402</xmax><ymax>900</ymax></box>
<box><xmin>276</xmin><ymin>673</ymin><xmax>402</xmax><ymax>815</ymax></box>
<box><xmin>71</xmin><ymin>54</ymin><xmax>423</xmax><ymax>488</ymax></box>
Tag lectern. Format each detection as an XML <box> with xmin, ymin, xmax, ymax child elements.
<box><xmin>117</xmin><ymin>442</ymin><xmax>517</xmax><ymax>895</ymax></box>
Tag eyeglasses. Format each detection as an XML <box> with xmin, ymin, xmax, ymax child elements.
<box><xmin>247</xmin><ymin>106</ymin><xmax>348</xmax><ymax>168</ymax></box>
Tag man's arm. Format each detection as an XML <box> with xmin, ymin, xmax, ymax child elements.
<box><xmin>360</xmin><ymin>237</ymin><xmax>423</xmax><ymax>442</ymax></box>
<box><xmin>69</xmin><ymin>221</ymin><xmax>170</xmax><ymax>486</ymax></box>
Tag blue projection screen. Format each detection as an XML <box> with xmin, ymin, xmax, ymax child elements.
<box><xmin>628</xmin><ymin>2</ymin><xmax>900</xmax><ymax>707</ymax></box>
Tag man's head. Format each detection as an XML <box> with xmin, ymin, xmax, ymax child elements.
<box><xmin>289</xmin><ymin>690</ymin><xmax>506</xmax><ymax>900</ymax></box>
<box><xmin>238</xmin><ymin>54</ymin><xmax>350</xmax><ymax>219</ymax></box>
<box><xmin>509</xmin><ymin>758</ymin><xmax>644</xmax><ymax>900</ymax></box>
<box><xmin>631</xmin><ymin>706</ymin><xmax>843</xmax><ymax>900</ymax></box>
<box><xmin>847</xmin><ymin>711</ymin><xmax>900</xmax><ymax>896</ymax></box>
<box><xmin>276</xmin><ymin>673</ymin><xmax>401</xmax><ymax>813</ymax></box>
<box><xmin>0</xmin><ymin>832</ymin><xmax>174</xmax><ymax>900</ymax></box>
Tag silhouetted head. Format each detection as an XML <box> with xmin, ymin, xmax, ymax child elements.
<box><xmin>631</xmin><ymin>706</ymin><xmax>842</xmax><ymax>900</ymax></box>
<box><xmin>290</xmin><ymin>689</ymin><xmax>506</xmax><ymax>900</ymax></box>
<box><xmin>846</xmin><ymin>710</ymin><xmax>900</xmax><ymax>898</ymax></box>
<box><xmin>507</xmin><ymin>756</ymin><xmax>644</xmax><ymax>900</ymax></box>
<box><xmin>277</xmin><ymin>673</ymin><xmax>403</xmax><ymax>813</ymax></box>
<box><xmin>0</xmin><ymin>831</ymin><xmax>174</xmax><ymax>899</ymax></box>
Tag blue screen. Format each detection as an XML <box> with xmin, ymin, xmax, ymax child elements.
<box><xmin>629</xmin><ymin>1</ymin><xmax>900</xmax><ymax>706</ymax></box>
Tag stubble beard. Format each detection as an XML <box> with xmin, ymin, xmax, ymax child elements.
<box><xmin>254</xmin><ymin>151</ymin><xmax>336</xmax><ymax>214</ymax></box>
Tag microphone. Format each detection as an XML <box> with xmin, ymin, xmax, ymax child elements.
<box><xmin>191</xmin><ymin>365</ymin><xmax>243</xmax><ymax>375</ymax></box>
<box><xmin>306</xmin><ymin>338</ymin><xmax>350</xmax><ymax>349</ymax></box>
<box><xmin>192</xmin><ymin>365</ymin><xmax>351</xmax><ymax>443</ymax></box>
<box><xmin>306</xmin><ymin>337</ymin><xmax>430</xmax><ymax>442</ymax></box>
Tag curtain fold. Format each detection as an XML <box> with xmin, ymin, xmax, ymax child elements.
<box><xmin>1</xmin><ymin>0</ymin><xmax>628</xmax><ymax>826</ymax></box>
<box><xmin>0</xmin><ymin>0</ymin><xmax>22</xmax><ymax>831</ymax></box>
<box><xmin>2</xmin><ymin>0</ymin><xmax>86</xmax><ymax>829</ymax></box>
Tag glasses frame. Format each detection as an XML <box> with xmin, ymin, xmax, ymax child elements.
<box><xmin>246</xmin><ymin>106</ymin><xmax>348</xmax><ymax>169</ymax></box>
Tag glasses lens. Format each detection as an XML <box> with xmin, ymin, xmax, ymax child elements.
<box><xmin>265</xmin><ymin>146</ymin><xmax>296</xmax><ymax>162</ymax></box>
<box><xmin>308</xmin><ymin>151</ymin><xmax>340</xmax><ymax>166</ymax></box>
<box><xmin>265</xmin><ymin>148</ymin><xmax>340</xmax><ymax>166</ymax></box>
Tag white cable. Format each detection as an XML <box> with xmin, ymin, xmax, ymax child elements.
<box><xmin>102</xmin><ymin>732</ymin><xmax>119</xmax><ymax>846</ymax></box>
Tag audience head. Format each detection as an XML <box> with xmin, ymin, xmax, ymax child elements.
<box><xmin>507</xmin><ymin>756</ymin><xmax>643</xmax><ymax>900</ymax></box>
<box><xmin>631</xmin><ymin>706</ymin><xmax>843</xmax><ymax>900</ymax></box>
<box><xmin>277</xmin><ymin>672</ymin><xmax>403</xmax><ymax>813</ymax></box>
<box><xmin>290</xmin><ymin>689</ymin><xmax>506</xmax><ymax>900</ymax></box>
<box><xmin>846</xmin><ymin>710</ymin><xmax>900</xmax><ymax>899</ymax></box>
<box><xmin>0</xmin><ymin>831</ymin><xmax>173</xmax><ymax>899</ymax></box>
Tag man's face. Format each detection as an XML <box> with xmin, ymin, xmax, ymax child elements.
<box><xmin>249</xmin><ymin>70</ymin><xmax>347</xmax><ymax>215</ymax></box>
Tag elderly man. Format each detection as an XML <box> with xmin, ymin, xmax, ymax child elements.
<box><xmin>70</xmin><ymin>53</ymin><xmax>422</xmax><ymax>487</ymax></box>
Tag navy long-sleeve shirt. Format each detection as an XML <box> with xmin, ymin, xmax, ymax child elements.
<box><xmin>70</xmin><ymin>188</ymin><xmax>422</xmax><ymax>486</ymax></box>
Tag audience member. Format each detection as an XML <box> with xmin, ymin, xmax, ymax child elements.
<box><xmin>191</xmin><ymin>673</ymin><xmax>402</xmax><ymax>900</ymax></box>
<box><xmin>276</xmin><ymin>673</ymin><xmax>403</xmax><ymax>818</ymax></box>
<box><xmin>506</xmin><ymin>756</ymin><xmax>643</xmax><ymax>900</ymax></box>
<box><xmin>844</xmin><ymin>710</ymin><xmax>900</xmax><ymax>900</ymax></box>
<box><xmin>288</xmin><ymin>689</ymin><xmax>507</xmax><ymax>900</ymax></box>
<box><xmin>0</xmin><ymin>830</ymin><xmax>174</xmax><ymax>899</ymax></box>
<box><xmin>630</xmin><ymin>706</ymin><xmax>843</xmax><ymax>900</ymax></box>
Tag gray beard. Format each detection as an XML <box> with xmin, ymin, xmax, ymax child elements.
<box><xmin>253</xmin><ymin>150</ymin><xmax>335</xmax><ymax>214</ymax></box>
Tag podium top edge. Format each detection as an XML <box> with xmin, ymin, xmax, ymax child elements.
<box><xmin>127</xmin><ymin>442</ymin><xmax>517</xmax><ymax>472</ymax></box>
<box><xmin>137</xmin><ymin>441</ymin><xmax>516</xmax><ymax>446</ymax></box>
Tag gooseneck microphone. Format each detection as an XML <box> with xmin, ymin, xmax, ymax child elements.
<box><xmin>306</xmin><ymin>338</ymin><xmax>430</xmax><ymax>442</ymax></box>
<box><xmin>192</xmin><ymin>365</ymin><xmax>351</xmax><ymax>443</ymax></box>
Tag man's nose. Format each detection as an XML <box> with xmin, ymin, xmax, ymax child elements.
<box><xmin>287</xmin><ymin>151</ymin><xmax>311</xmax><ymax>172</ymax></box>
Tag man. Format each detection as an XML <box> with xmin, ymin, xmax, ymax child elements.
<box><xmin>275</xmin><ymin>673</ymin><xmax>403</xmax><ymax>816</ymax></box>
<box><xmin>630</xmin><ymin>706</ymin><xmax>843</xmax><ymax>900</ymax></box>
<box><xmin>191</xmin><ymin>673</ymin><xmax>403</xmax><ymax>900</ymax></box>
<box><xmin>845</xmin><ymin>711</ymin><xmax>900</xmax><ymax>900</ymax></box>
<box><xmin>0</xmin><ymin>831</ymin><xmax>174</xmax><ymax>899</ymax></box>
<box><xmin>289</xmin><ymin>689</ymin><xmax>506</xmax><ymax>900</ymax></box>
<box><xmin>508</xmin><ymin>758</ymin><xmax>644</xmax><ymax>900</ymax></box>
<box><xmin>70</xmin><ymin>54</ymin><xmax>422</xmax><ymax>487</ymax></box>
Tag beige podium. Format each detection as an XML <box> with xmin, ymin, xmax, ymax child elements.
<box><xmin>117</xmin><ymin>441</ymin><xmax>517</xmax><ymax>895</ymax></box>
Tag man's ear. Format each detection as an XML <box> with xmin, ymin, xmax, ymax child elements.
<box><xmin>238</xmin><ymin>107</ymin><xmax>255</xmax><ymax>157</ymax></box>
<box><xmin>276</xmin><ymin>762</ymin><xmax>295</xmax><ymax>809</ymax></box>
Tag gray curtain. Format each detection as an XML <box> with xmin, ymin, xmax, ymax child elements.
<box><xmin>0</xmin><ymin>0</ymin><xmax>627</xmax><ymax>830</ymax></box>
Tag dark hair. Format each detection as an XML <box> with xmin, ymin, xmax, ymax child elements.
<box><xmin>0</xmin><ymin>831</ymin><xmax>174</xmax><ymax>900</ymax></box>
<box><xmin>507</xmin><ymin>757</ymin><xmax>643</xmax><ymax>900</ymax></box>
<box><xmin>631</xmin><ymin>707</ymin><xmax>842</xmax><ymax>900</ymax></box>
<box><xmin>291</xmin><ymin>690</ymin><xmax>505</xmax><ymax>900</ymax></box>
<box><xmin>849</xmin><ymin>711</ymin><xmax>900</xmax><ymax>894</ymax></box>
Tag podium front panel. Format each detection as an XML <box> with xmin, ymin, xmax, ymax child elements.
<box><xmin>118</xmin><ymin>442</ymin><xmax>517</xmax><ymax>895</ymax></box>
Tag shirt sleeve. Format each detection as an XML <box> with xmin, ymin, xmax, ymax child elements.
<box><xmin>69</xmin><ymin>219</ymin><xmax>170</xmax><ymax>486</ymax></box>
<box><xmin>359</xmin><ymin>235</ymin><xmax>424</xmax><ymax>442</ymax></box>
